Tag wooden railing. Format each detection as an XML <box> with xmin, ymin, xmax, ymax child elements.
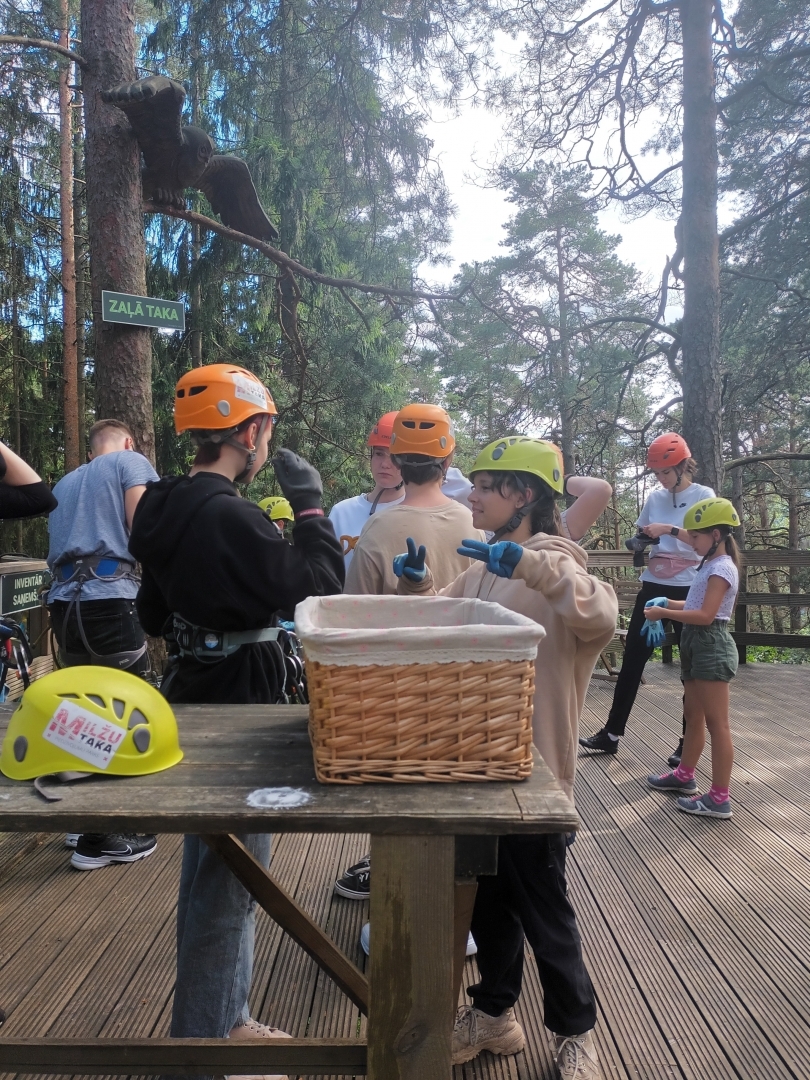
<box><xmin>587</xmin><ymin>549</ymin><xmax>810</xmax><ymax>664</ymax></box>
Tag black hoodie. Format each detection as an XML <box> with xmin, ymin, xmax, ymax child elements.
<box><xmin>129</xmin><ymin>472</ymin><xmax>344</xmax><ymax>704</ymax></box>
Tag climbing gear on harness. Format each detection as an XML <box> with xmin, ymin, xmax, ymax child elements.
<box><xmin>683</xmin><ymin>497</ymin><xmax>739</xmax><ymax>532</ymax></box>
<box><xmin>470</xmin><ymin>436</ymin><xmax>564</xmax><ymax>541</ymax></box>
<box><xmin>0</xmin><ymin>666</ymin><xmax>182</xmax><ymax>783</ymax></box>
<box><xmin>367</xmin><ymin>411</ymin><xmax>399</xmax><ymax>448</ymax></box>
<box><xmin>258</xmin><ymin>495</ymin><xmax>294</xmax><ymax>522</ymax></box>
<box><xmin>52</xmin><ymin>556</ymin><xmax>147</xmax><ymax>670</ymax></box>
<box><xmin>470</xmin><ymin>437</ymin><xmax>565</xmax><ymax>494</ymax></box>
<box><xmin>174</xmin><ymin>364</ymin><xmax>277</xmax><ymax>435</ymax></box>
<box><xmin>169</xmin><ymin>615</ymin><xmax>282</xmax><ymax>664</ymax></box>
<box><xmin>0</xmin><ymin>617</ymin><xmax>33</xmax><ymax>699</ymax></box>
<box><xmin>389</xmin><ymin>404</ymin><xmax>455</xmax><ymax>458</ymax></box>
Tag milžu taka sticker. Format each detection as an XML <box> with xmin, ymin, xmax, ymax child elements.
<box><xmin>42</xmin><ymin>699</ymin><xmax>127</xmax><ymax>770</ymax></box>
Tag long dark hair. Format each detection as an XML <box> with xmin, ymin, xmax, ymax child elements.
<box><xmin>477</xmin><ymin>470</ymin><xmax>561</xmax><ymax>537</ymax></box>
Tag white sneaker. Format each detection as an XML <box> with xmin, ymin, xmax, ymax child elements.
<box><xmin>227</xmin><ymin>1017</ymin><xmax>292</xmax><ymax>1080</ymax></box>
<box><xmin>65</xmin><ymin>833</ymin><xmax>80</xmax><ymax>849</ymax></box>
<box><xmin>451</xmin><ymin>1005</ymin><xmax>525</xmax><ymax>1065</ymax></box>
<box><xmin>554</xmin><ymin>1029</ymin><xmax>601</xmax><ymax>1079</ymax></box>
<box><xmin>359</xmin><ymin>922</ymin><xmax>476</xmax><ymax>957</ymax></box>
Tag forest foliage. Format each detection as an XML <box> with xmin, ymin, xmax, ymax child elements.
<box><xmin>1</xmin><ymin>0</ymin><xmax>810</xmax><ymax>631</ymax></box>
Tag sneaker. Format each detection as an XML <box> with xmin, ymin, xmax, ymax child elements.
<box><xmin>578</xmin><ymin>729</ymin><xmax>618</xmax><ymax>754</ymax></box>
<box><xmin>667</xmin><ymin>738</ymin><xmax>684</xmax><ymax>768</ymax></box>
<box><xmin>64</xmin><ymin>833</ymin><xmax>80</xmax><ymax>849</ymax></box>
<box><xmin>647</xmin><ymin>771</ymin><xmax>697</xmax><ymax>794</ymax></box>
<box><xmin>677</xmin><ymin>792</ymin><xmax>732</xmax><ymax>819</ymax></box>
<box><xmin>227</xmin><ymin>1018</ymin><xmax>292</xmax><ymax>1080</ymax></box>
<box><xmin>451</xmin><ymin>1005</ymin><xmax>525</xmax><ymax>1065</ymax></box>
<box><xmin>554</xmin><ymin>1030</ymin><xmax>601</xmax><ymax>1079</ymax></box>
<box><xmin>70</xmin><ymin>833</ymin><xmax>157</xmax><ymax>871</ymax></box>
<box><xmin>359</xmin><ymin>922</ymin><xmax>476</xmax><ymax>957</ymax></box>
<box><xmin>334</xmin><ymin>854</ymin><xmax>370</xmax><ymax>899</ymax></box>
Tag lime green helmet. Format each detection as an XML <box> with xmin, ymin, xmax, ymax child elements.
<box><xmin>470</xmin><ymin>437</ymin><xmax>565</xmax><ymax>494</ymax></box>
<box><xmin>259</xmin><ymin>495</ymin><xmax>294</xmax><ymax>522</ymax></box>
<box><xmin>683</xmin><ymin>497</ymin><xmax>740</xmax><ymax>531</ymax></box>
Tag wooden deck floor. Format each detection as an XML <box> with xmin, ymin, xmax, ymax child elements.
<box><xmin>1</xmin><ymin>661</ymin><xmax>809</xmax><ymax>1079</ymax></box>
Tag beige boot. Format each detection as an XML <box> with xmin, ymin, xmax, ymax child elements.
<box><xmin>451</xmin><ymin>1004</ymin><xmax>526</xmax><ymax>1065</ymax></box>
<box><xmin>553</xmin><ymin>1029</ymin><xmax>601</xmax><ymax>1079</ymax></box>
<box><xmin>226</xmin><ymin>1017</ymin><xmax>292</xmax><ymax>1080</ymax></box>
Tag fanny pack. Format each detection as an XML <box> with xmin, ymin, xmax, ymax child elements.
<box><xmin>647</xmin><ymin>553</ymin><xmax>699</xmax><ymax>579</ymax></box>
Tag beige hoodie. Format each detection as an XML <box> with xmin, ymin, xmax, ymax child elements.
<box><xmin>400</xmin><ymin>533</ymin><xmax>618</xmax><ymax>802</ymax></box>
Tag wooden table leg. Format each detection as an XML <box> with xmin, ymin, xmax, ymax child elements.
<box><xmin>453</xmin><ymin>880</ymin><xmax>477</xmax><ymax>1005</ymax></box>
<box><xmin>368</xmin><ymin>835</ymin><xmax>455</xmax><ymax>1080</ymax></box>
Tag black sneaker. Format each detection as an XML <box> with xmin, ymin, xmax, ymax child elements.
<box><xmin>578</xmin><ymin>728</ymin><xmax>619</xmax><ymax>754</ymax></box>
<box><xmin>70</xmin><ymin>833</ymin><xmax>157</xmax><ymax>871</ymax></box>
<box><xmin>667</xmin><ymin>739</ymin><xmax>684</xmax><ymax>768</ymax></box>
<box><xmin>334</xmin><ymin>854</ymin><xmax>370</xmax><ymax>899</ymax></box>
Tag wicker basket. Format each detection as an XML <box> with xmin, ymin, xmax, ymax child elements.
<box><xmin>296</xmin><ymin>595</ymin><xmax>545</xmax><ymax>784</ymax></box>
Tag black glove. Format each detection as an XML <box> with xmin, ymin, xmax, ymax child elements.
<box><xmin>271</xmin><ymin>448</ymin><xmax>323</xmax><ymax>513</ymax></box>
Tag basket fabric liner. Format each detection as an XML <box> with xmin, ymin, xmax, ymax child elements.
<box><xmin>295</xmin><ymin>594</ymin><xmax>546</xmax><ymax>667</ymax></box>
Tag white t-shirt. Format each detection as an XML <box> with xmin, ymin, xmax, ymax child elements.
<box><xmin>684</xmin><ymin>554</ymin><xmax>739</xmax><ymax>620</ymax></box>
<box><xmin>329</xmin><ymin>492</ymin><xmax>405</xmax><ymax>568</ymax></box>
<box><xmin>636</xmin><ymin>483</ymin><xmax>715</xmax><ymax>585</ymax></box>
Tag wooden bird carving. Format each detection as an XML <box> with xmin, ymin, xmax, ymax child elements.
<box><xmin>101</xmin><ymin>75</ymin><xmax>279</xmax><ymax>243</ymax></box>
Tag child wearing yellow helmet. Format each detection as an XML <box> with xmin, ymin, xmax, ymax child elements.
<box><xmin>393</xmin><ymin>434</ymin><xmax>618</xmax><ymax>1078</ymax></box>
<box><xmin>645</xmin><ymin>497</ymin><xmax>741</xmax><ymax>819</ymax></box>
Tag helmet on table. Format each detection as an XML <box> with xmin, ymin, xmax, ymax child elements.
<box><xmin>259</xmin><ymin>495</ymin><xmax>294</xmax><ymax>522</ymax></box>
<box><xmin>367</xmin><ymin>412</ymin><xmax>399</xmax><ymax>449</ymax></box>
<box><xmin>174</xmin><ymin>364</ymin><xmax>277</xmax><ymax>436</ymax></box>
<box><xmin>0</xmin><ymin>667</ymin><xmax>183</xmax><ymax>780</ymax></box>
<box><xmin>683</xmin><ymin>497</ymin><xmax>740</xmax><ymax>532</ymax></box>
<box><xmin>390</xmin><ymin>404</ymin><xmax>455</xmax><ymax>459</ymax></box>
<box><xmin>470</xmin><ymin>437</ymin><xmax>565</xmax><ymax>494</ymax></box>
<box><xmin>646</xmin><ymin>432</ymin><xmax>690</xmax><ymax>471</ymax></box>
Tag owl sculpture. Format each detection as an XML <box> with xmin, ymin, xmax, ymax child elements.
<box><xmin>101</xmin><ymin>75</ymin><xmax>279</xmax><ymax>243</ymax></box>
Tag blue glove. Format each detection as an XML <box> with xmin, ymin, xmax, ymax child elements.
<box><xmin>457</xmin><ymin>539</ymin><xmax>523</xmax><ymax>579</ymax></box>
<box><xmin>641</xmin><ymin>618</ymin><xmax>666</xmax><ymax>647</ymax></box>
<box><xmin>645</xmin><ymin>596</ymin><xmax>668</xmax><ymax>609</ymax></box>
<box><xmin>393</xmin><ymin>537</ymin><xmax>427</xmax><ymax>582</ymax></box>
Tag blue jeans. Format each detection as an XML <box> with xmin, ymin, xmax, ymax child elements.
<box><xmin>170</xmin><ymin>832</ymin><xmax>272</xmax><ymax>1071</ymax></box>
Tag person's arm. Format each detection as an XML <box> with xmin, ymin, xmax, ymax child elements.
<box><xmin>135</xmin><ymin>564</ymin><xmax>172</xmax><ymax>637</ymax></box>
<box><xmin>0</xmin><ymin>443</ymin><xmax>58</xmax><ymax>518</ymax></box>
<box><xmin>645</xmin><ymin>577</ymin><xmax>729</xmax><ymax>626</ymax></box>
<box><xmin>124</xmin><ymin>485</ymin><xmax>148</xmax><ymax>531</ymax></box>
<box><xmin>641</xmin><ymin>522</ymin><xmax>695</xmax><ymax>542</ymax></box>
<box><xmin>0</xmin><ymin>443</ymin><xmax>42</xmax><ymax>486</ymax></box>
<box><xmin>562</xmin><ymin>476</ymin><xmax>612</xmax><ymax>541</ymax></box>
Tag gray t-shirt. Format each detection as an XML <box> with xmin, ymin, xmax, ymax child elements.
<box><xmin>47</xmin><ymin>450</ymin><xmax>159</xmax><ymax>601</ymax></box>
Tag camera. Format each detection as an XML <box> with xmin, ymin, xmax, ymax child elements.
<box><xmin>625</xmin><ymin>531</ymin><xmax>660</xmax><ymax>567</ymax></box>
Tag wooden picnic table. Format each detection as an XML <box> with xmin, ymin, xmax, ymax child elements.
<box><xmin>0</xmin><ymin>702</ymin><xmax>577</xmax><ymax>1078</ymax></box>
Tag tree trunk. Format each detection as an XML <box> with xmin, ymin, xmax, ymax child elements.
<box><xmin>555</xmin><ymin>226</ymin><xmax>575</xmax><ymax>474</ymax></box>
<box><xmin>80</xmin><ymin>0</ymin><xmax>154</xmax><ymax>461</ymax></box>
<box><xmin>59</xmin><ymin>0</ymin><xmax>80</xmax><ymax>472</ymax></box>
<box><xmin>74</xmin><ymin>96</ymin><xmax>87</xmax><ymax>461</ymax></box>
<box><xmin>679</xmin><ymin>0</ymin><xmax>722</xmax><ymax>492</ymax></box>
<box><xmin>190</xmin><ymin>61</ymin><xmax>203</xmax><ymax>366</ymax></box>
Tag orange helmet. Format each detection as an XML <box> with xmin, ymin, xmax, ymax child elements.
<box><xmin>390</xmin><ymin>404</ymin><xmax>455</xmax><ymax>458</ymax></box>
<box><xmin>367</xmin><ymin>411</ymin><xmax>399</xmax><ymax>449</ymax></box>
<box><xmin>174</xmin><ymin>364</ymin><xmax>277</xmax><ymax>435</ymax></box>
<box><xmin>646</xmin><ymin>432</ymin><xmax>690</xmax><ymax>471</ymax></box>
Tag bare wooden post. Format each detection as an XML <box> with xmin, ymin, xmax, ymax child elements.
<box><xmin>368</xmin><ymin>835</ymin><xmax>455</xmax><ymax>1080</ymax></box>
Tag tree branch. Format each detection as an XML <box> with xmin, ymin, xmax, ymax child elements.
<box><xmin>724</xmin><ymin>452</ymin><xmax>810</xmax><ymax>471</ymax></box>
<box><xmin>144</xmin><ymin>203</ymin><xmax>465</xmax><ymax>304</ymax></box>
<box><xmin>0</xmin><ymin>34</ymin><xmax>88</xmax><ymax>69</ymax></box>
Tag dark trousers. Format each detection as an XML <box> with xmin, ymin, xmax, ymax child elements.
<box><xmin>49</xmin><ymin>598</ymin><xmax>149</xmax><ymax>678</ymax></box>
<box><xmin>468</xmin><ymin>833</ymin><xmax>596</xmax><ymax>1037</ymax></box>
<box><xmin>605</xmin><ymin>581</ymin><xmax>689</xmax><ymax>738</ymax></box>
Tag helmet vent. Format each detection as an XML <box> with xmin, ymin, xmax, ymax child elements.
<box><xmin>418</xmin><ymin>422</ymin><xmax>435</xmax><ymax>430</ymax></box>
<box><xmin>176</xmin><ymin>389</ymin><xmax>185</xmax><ymax>398</ymax></box>
<box><xmin>401</xmin><ymin>420</ymin><xmax>416</xmax><ymax>429</ymax></box>
<box><xmin>189</xmin><ymin>385</ymin><xmax>207</xmax><ymax>397</ymax></box>
<box><xmin>112</xmin><ymin>698</ymin><xmax>126</xmax><ymax>719</ymax></box>
<box><xmin>13</xmin><ymin>735</ymin><xmax>27</xmax><ymax>762</ymax></box>
<box><xmin>132</xmin><ymin>727</ymin><xmax>151</xmax><ymax>753</ymax></box>
<box><xmin>128</xmin><ymin>708</ymin><xmax>148</xmax><ymax>730</ymax></box>
<box><xmin>87</xmin><ymin>694</ymin><xmax>105</xmax><ymax>709</ymax></box>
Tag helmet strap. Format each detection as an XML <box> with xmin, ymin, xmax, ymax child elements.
<box><xmin>697</xmin><ymin>530</ymin><xmax>722</xmax><ymax>570</ymax></box>
<box><xmin>490</xmin><ymin>478</ymin><xmax>540</xmax><ymax>542</ymax></box>
<box><xmin>368</xmin><ymin>480</ymin><xmax>404</xmax><ymax>516</ymax></box>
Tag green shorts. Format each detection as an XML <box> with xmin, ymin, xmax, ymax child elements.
<box><xmin>680</xmin><ymin>622</ymin><xmax>738</xmax><ymax>682</ymax></box>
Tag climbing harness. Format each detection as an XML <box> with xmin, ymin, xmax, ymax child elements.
<box><xmin>53</xmin><ymin>556</ymin><xmax>147</xmax><ymax>670</ymax></box>
<box><xmin>169</xmin><ymin>614</ymin><xmax>281</xmax><ymax>664</ymax></box>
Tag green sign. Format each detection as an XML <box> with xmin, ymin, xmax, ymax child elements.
<box><xmin>1</xmin><ymin>569</ymin><xmax>50</xmax><ymax>616</ymax></box>
<box><xmin>102</xmin><ymin>290</ymin><xmax>186</xmax><ymax>331</ymax></box>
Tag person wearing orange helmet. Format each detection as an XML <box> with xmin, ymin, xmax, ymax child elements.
<box><xmin>328</xmin><ymin>412</ymin><xmax>405</xmax><ymax>568</ymax></box>
<box><xmin>579</xmin><ymin>431</ymin><xmax>715</xmax><ymax>766</ymax></box>
<box><xmin>342</xmin><ymin>403</ymin><xmax>483</xmax><ymax>596</ymax></box>
<box><xmin>128</xmin><ymin>363</ymin><xmax>344</xmax><ymax>1068</ymax></box>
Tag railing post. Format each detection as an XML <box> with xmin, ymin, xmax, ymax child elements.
<box><xmin>736</xmin><ymin>562</ymin><xmax>748</xmax><ymax>665</ymax></box>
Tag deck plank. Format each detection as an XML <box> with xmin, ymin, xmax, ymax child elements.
<box><xmin>1</xmin><ymin>662</ymin><xmax>809</xmax><ymax>1079</ymax></box>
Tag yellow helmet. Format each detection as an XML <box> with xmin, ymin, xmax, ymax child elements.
<box><xmin>470</xmin><ymin>437</ymin><xmax>565</xmax><ymax>494</ymax></box>
<box><xmin>258</xmin><ymin>495</ymin><xmax>294</xmax><ymax>522</ymax></box>
<box><xmin>0</xmin><ymin>667</ymin><xmax>183</xmax><ymax>780</ymax></box>
<box><xmin>683</xmin><ymin>497</ymin><xmax>740</xmax><ymax>531</ymax></box>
